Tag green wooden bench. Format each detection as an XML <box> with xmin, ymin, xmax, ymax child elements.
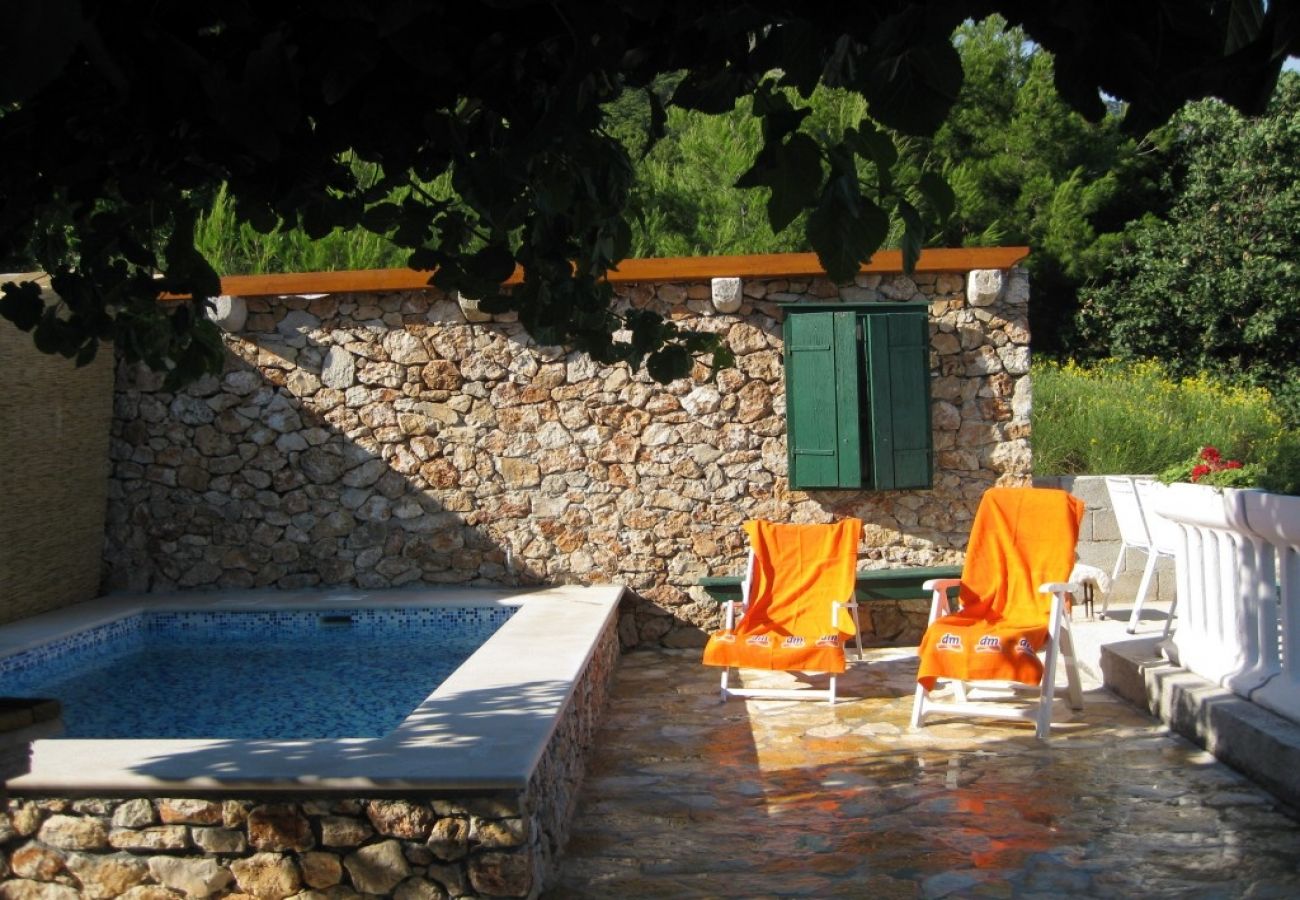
<box><xmin>698</xmin><ymin>564</ymin><xmax>962</xmax><ymax>604</ymax></box>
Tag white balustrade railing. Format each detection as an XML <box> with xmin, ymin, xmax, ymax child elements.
<box><xmin>1153</xmin><ymin>483</ymin><xmax>1300</xmax><ymax>724</ymax></box>
<box><xmin>1239</xmin><ymin>491</ymin><xmax>1300</xmax><ymax>723</ymax></box>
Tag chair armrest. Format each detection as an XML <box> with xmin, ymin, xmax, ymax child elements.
<box><xmin>922</xmin><ymin>579</ymin><xmax>962</xmax><ymax>624</ymax></box>
<box><xmin>1040</xmin><ymin>582</ymin><xmax>1083</xmax><ymax>595</ymax></box>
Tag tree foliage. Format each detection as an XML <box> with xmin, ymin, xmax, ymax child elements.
<box><xmin>898</xmin><ymin>17</ymin><xmax>1167</xmax><ymax>354</ymax></box>
<box><xmin>1078</xmin><ymin>72</ymin><xmax>1300</xmax><ymax>421</ymax></box>
<box><xmin>1</xmin><ymin>1</ymin><xmax>1293</xmax><ymax>385</ymax></box>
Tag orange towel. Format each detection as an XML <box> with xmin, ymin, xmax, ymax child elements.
<box><xmin>916</xmin><ymin>488</ymin><xmax>1084</xmax><ymax>691</ymax></box>
<box><xmin>702</xmin><ymin>519</ymin><xmax>862</xmax><ymax>675</ymax></box>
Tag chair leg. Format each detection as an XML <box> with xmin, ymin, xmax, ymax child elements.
<box><xmin>1127</xmin><ymin>552</ymin><xmax>1158</xmax><ymax>633</ymax></box>
<box><xmin>1102</xmin><ymin>545</ymin><xmax>1127</xmax><ymax>618</ymax></box>
<box><xmin>1035</xmin><ymin>668</ymin><xmax>1057</xmax><ymax>740</ymax></box>
<box><xmin>829</xmin><ymin>675</ymin><xmax>837</xmax><ymax>706</ymax></box>
<box><xmin>720</xmin><ymin>667</ymin><xmax>730</xmax><ymax>702</ymax></box>
<box><xmin>1036</xmin><ymin>599</ymin><xmax>1068</xmax><ymax>740</ymax></box>
<box><xmin>1162</xmin><ymin>595</ymin><xmax>1178</xmax><ymax>638</ymax></box>
<box><xmin>910</xmin><ymin>682</ymin><xmax>927</xmax><ymax>729</ymax></box>
<box><xmin>1058</xmin><ymin>622</ymin><xmax>1085</xmax><ymax>710</ymax></box>
<box><xmin>851</xmin><ymin>606</ymin><xmax>864</xmax><ymax>660</ymax></box>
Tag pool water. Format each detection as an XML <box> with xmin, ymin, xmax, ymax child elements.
<box><xmin>0</xmin><ymin>607</ymin><xmax>515</xmax><ymax>739</ymax></box>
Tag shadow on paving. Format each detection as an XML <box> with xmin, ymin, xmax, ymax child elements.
<box><xmin>545</xmin><ymin>648</ymin><xmax>1300</xmax><ymax>899</ymax></box>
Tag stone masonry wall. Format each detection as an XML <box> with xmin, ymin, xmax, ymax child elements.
<box><xmin>103</xmin><ymin>267</ymin><xmax>1033</xmax><ymax>647</ymax></box>
<box><xmin>0</xmin><ymin>276</ymin><xmax>114</xmax><ymax>626</ymax></box>
<box><xmin>1</xmin><ymin>795</ymin><xmax>532</xmax><ymax>899</ymax></box>
<box><xmin>0</xmin><ymin>601</ymin><xmax>620</xmax><ymax>899</ymax></box>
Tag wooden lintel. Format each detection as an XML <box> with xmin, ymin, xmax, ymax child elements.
<box><xmin>183</xmin><ymin>247</ymin><xmax>1030</xmax><ymax>300</ymax></box>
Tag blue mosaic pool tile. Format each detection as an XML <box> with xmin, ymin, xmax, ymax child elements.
<box><xmin>0</xmin><ymin>614</ymin><xmax>146</xmax><ymax>679</ymax></box>
<box><xmin>0</xmin><ymin>605</ymin><xmax>519</xmax><ymax>739</ymax></box>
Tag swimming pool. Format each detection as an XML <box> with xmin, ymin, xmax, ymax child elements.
<box><xmin>0</xmin><ymin>606</ymin><xmax>516</xmax><ymax>738</ymax></box>
<box><xmin>0</xmin><ymin>585</ymin><xmax>623</xmax><ymax>897</ymax></box>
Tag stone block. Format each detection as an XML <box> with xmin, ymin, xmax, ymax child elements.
<box><xmin>966</xmin><ymin>269</ymin><xmax>1003</xmax><ymax>306</ymax></box>
<box><xmin>37</xmin><ymin>815</ymin><xmax>108</xmax><ymax>850</ymax></box>
<box><xmin>207</xmin><ymin>296</ymin><xmax>247</xmax><ymax>332</ymax></box>
<box><xmin>344</xmin><ymin>840</ymin><xmax>411</xmax><ymax>895</ymax></box>
<box><xmin>229</xmin><ymin>853</ymin><xmax>301</xmax><ymax>899</ymax></box>
<box><xmin>1090</xmin><ymin>508</ymin><xmax>1120</xmax><ymax>542</ymax></box>
<box><xmin>1065</xmin><ymin>474</ymin><xmax>1111</xmax><ymax>508</ymax></box>
<box><xmin>63</xmin><ymin>852</ymin><xmax>150</xmax><ymax>898</ymax></box>
<box><xmin>147</xmin><ymin>857</ymin><xmax>232</xmax><ymax>898</ymax></box>
<box><xmin>710</xmin><ymin>277</ymin><xmax>743</xmax><ymax>313</ymax></box>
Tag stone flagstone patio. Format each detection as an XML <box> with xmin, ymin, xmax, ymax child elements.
<box><xmin>544</xmin><ymin>647</ymin><xmax>1300</xmax><ymax>898</ymax></box>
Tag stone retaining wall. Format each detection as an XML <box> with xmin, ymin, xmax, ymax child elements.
<box><xmin>0</xmin><ymin>601</ymin><xmax>619</xmax><ymax>899</ymax></box>
<box><xmin>104</xmin><ymin>266</ymin><xmax>1034</xmax><ymax>647</ymax></box>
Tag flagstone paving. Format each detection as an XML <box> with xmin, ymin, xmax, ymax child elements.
<box><xmin>544</xmin><ymin>648</ymin><xmax>1300</xmax><ymax>898</ymax></box>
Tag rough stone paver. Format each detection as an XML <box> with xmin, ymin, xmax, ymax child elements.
<box><xmin>546</xmin><ymin>648</ymin><xmax>1300</xmax><ymax>898</ymax></box>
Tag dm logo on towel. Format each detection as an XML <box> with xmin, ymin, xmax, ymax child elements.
<box><xmin>745</xmin><ymin>634</ymin><xmax>771</xmax><ymax>647</ymax></box>
<box><xmin>815</xmin><ymin>635</ymin><xmax>841</xmax><ymax>647</ymax></box>
<box><xmin>1015</xmin><ymin>638</ymin><xmax>1035</xmax><ymax>655</ymax></box>
<box><xmin>782</xmin><ymin>636</ymin><xmax>806</xmax><ymax>649</ymax></box>
<box><xmin>975</xmin><ymin>635</ymin><xmax>1002</xmax><ymax>653</ymax></box>
<box><xmin>936</xmin><ymin>633</ymin><xmax>963</xmax><ymax>652</ymax></box>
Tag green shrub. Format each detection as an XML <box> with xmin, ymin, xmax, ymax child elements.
<box><xmin>1031</xmin><ymin>358</ymin><xmax>1296</xmax><ymax>493</ymax></box>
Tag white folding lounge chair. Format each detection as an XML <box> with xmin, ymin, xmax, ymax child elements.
<box><xmin>702</xmin><ymin>519</ymin><xmax>864</xmax><ymax>704</ymax></box>
<box><xmin>911</xmin><ymin>487</ymin><xmax>1086</xmax><ymax>740</ymax></box>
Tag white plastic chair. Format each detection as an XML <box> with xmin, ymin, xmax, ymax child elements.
<box><xmin>1102</xmin><ymin>476</ymin><xmax>1174</xmax><ymax>633</ymax></box>
<box><xmin>1134</xmin><ymin>478</ymin><xmax>1180</xmax><ymax>636</ymax></box>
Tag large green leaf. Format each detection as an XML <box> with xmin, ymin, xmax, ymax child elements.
<box><xmin>807</xmin><ymin>177</ymin><xmax>890</xmax><ymax>283</ymax></box>
<box><xmin>646</xmin><ymin>344</ymin><xmax>692</xmax><ymax>383</ymax></box>
<box><xmin>766</xmin><ymin>134</ymin><xmax>824</xmax><ymax>233</ymax></box>
<box><xmin>0</xmin><ymin>0</ymin><xmax>85</xmax><ymax>104</ymax></box>
<box><xmin>671</xmin><ymin>66</ymin><xmax>747</xmax><ymax>114</ymax></box>
<box><xmin>897</xmin><ymin>200</ymin><xmax>924</xmax><ymax>273</ymax></box>
<box><xmin>917</xmin><ymin>171</ymin><xmax>955</xmax><ymax>223</ymax></box>
<box><xmin>0</xmin><ymin>281</ymin><xmax>45</xmax><ymax>331</ymax></box>
<box><xmin>860</xmin><ymin>24</ymin><xmax>963</xmax><ymax>136</ymax></box>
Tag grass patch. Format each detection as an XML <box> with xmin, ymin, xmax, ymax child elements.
<box><xmin>1031</xmin><ymin>358</ymin><xmax>1300</xmax><ymax>493</ymax></box>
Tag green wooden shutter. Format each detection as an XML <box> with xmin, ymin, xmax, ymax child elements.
<box><xmin>784</xmin><ymin>311</ymin><xmax>861</xmax><ymax>488</ymax></box>
<box><xmin>865</xmin><ymin>310</ymin><xmax>933</xmax><ymax>489</ymax></box>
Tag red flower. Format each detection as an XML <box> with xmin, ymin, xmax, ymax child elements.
<box><xmin>1224</xmin><ymin>459</ymin><xmax>1243</xmax><ymax>469</ymax></box>
<box><xmin>1190</xmin><ymin>464</ymin><xmax>1212</xmax><ymax>482</ymax></box>
<box><xmin>1200</xmin><ymin>446</ymin><xmax>1222</xmax><ymax>463</ymax></box>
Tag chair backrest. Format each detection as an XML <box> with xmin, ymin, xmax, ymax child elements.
<box><xmin>1134</xmin><ymin>479</ymin><xmax>1180</xmax><ymax>555</ymax></box>
<box><xmin>1105</xmin><ymin>475</ymin><xmax>1152</xmax><ymax>549</ymax></box>
<box><xmin>958</xmin><ymin>487</ymin><xmax>1085</xmax><ymax>624</ymax></box>
<box><xmin>741</xmin><ymin>519</ymin><xmax>862</xmax><ymax>634</ymax></box>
